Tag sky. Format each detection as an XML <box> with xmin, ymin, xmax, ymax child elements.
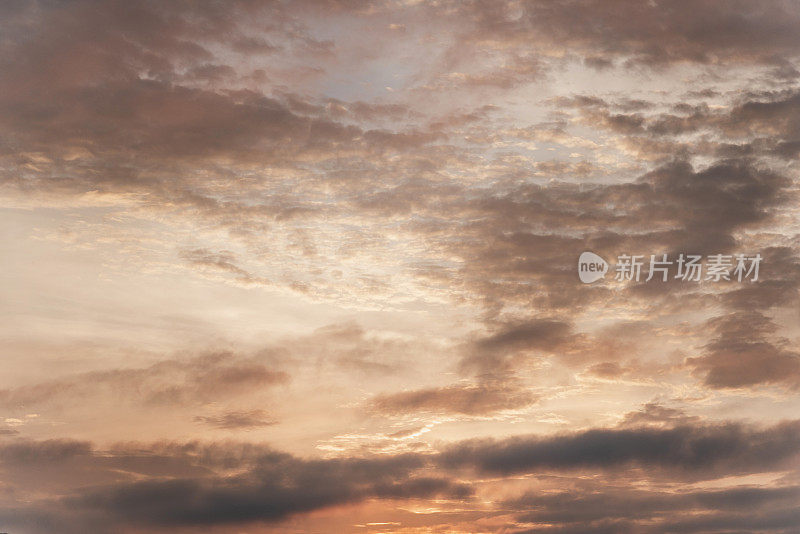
<box><xmin>1</xmin><ymin>1</ymin><xmax>800</xmax><ymax>532</ymax></box>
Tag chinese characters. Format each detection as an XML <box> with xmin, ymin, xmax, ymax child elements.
<box><xmin>614</xmin><ymin>253</ymin><xmax>761</xmax><ymax>282</ymax></box>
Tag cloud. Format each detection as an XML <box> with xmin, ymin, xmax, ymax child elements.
<box><xmin>687</xmin><ymin>312</ymin><xmax>800</xmax><ymax>389</ymax></box>
<box><xmin>2</xmin><ymin>420</ymin><xmax>799</xmax><ymax>532</ymax></box>
<box><xmin>438</xmin><ymin>420</ymin><xmax>800</xmax><ymax>478</ymax></box>
<box><xmin>617</xmin><ymin>402</ymin><xmax>701</xmax><ymax>428</ymax></box>
<box><xmin>0</xmin><ymin>425</ymin><xmax>19</xmax><ymax>437</ymax></box>
<box><xmin>0</xmin><ymin>351</ymin><xmax>289</xmax><ymax>411</ymax></box>
<box><xmin>639</xmin><ymin>159</ymin><xmax>789</xmax><ymax>253</ymax></box>
<box><xmin>73</xmin><ymin>468</ymin><xmax>469</xmax><ymax>529</ymax></box>
<box><xmin>508</xmin><ymin>483</ymin><xmax>800</xmax><ymax>533</ymax></box>
<box><xmin>0</xmin><ymin>438</ymin><xmax>92</xmax><ymax>463</ymax></box>
<box><xmin>459</xmin><ymin>319</ymin><xmax>578</xmax><ymax>378</ymax></box>
<box><xmin>473</xmin><ymin>320</ymin><xmax>574</xmax><ymax>353</ymax></box>
<box><xmin>721</xmin><ymin>247</ymin><xmax>800</xmax><ymax>310</ymax></box>
<box><xmin>369</xmin><ymin>381</ymin><xmax>538</xmax><ymax>416</ymax></box>
<box><xmin>179</xmin><ymin>248</ymin><xmax>270</xmax><ymax>286</ymax></box>
<box><xmin>0</xmin><ymin>438</ymin><xmax>469</xmax><ymax>533</ymax></box>
<box><xmin>194</xmin><ymin>410</ymin><xmax>277</xmax><ymax>430</ymax></box>
<box><xmin>1</xmin><ymin>2</ymin><xmax>800</xmax><ymax>532</ymax></box>
<box><xmin>453</xmin><ymin>0</ymin><xmax>800</xmax><ymax>69</ymax></box>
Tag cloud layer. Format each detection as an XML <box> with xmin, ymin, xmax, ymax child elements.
<box><xmin>1</xmin><ymin>1</ymin><xmax>799</xmax><ymax>533</ymax></box>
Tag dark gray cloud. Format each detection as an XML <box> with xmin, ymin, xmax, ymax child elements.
<box><xmin>0</xmin><ymin>438</ymin><xmax>469</xmax><ymax>533</ymax></box>
<box><xmin>3</xmin><ymin>419</ymin><xmax>799</xmax><ymax>532</ymax></box>
<box><xmin>438</xmin><ymin>420</ymin><xmax>800</xmax><ymax>478</ymax></box>
<box><xmin>509</xmin><ymin>483</ymin><xmax>800</xmax><ymax>534</ymax></box>
<box><xmin>82</xmin><ymin>472</ymin><xmax>468</xmax><ymax>527</ymax></box>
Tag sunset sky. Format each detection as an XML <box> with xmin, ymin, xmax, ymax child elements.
<box><xmin>1</xmin><ymin>1</ymin><xmax>800</xmax><ymax>532</ymax></box>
